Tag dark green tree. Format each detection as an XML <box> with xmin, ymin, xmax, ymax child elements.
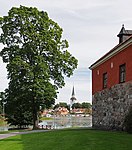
<box><xmin>123</xmin><ymin>107</ymin><xmax>132</xmax><ymax>133</ymax></box>
<box><xmin>0</xmin><ymin>6</ymin><xmax>78</xmax><ymax>129</ymax></box>
<box><xmin>54</xmin><ymin>102</ymin><xmax>69</xmax><ymax>110</ymax></box>
<box><xmin>72</xmin><ymin>103</ymin><xmax>82</xmax><ymax>109</ymax></box>
<box><xmin>82</xmin><ymin>102</ymin><xmax>91</xmax><ymax>109</ymax></box>
<box><xmin>0</xmin><ymin>92</ymin><xmax>6</xmax><ymax>115</ymax></box>
<box><xmin>0</xmin><ymin>92</ymin><xmax>4</xmax><ymax>115</ymax></box>
<box><xmin>53</xmin><ymin>104</ymin><xmax>60</xmax><ymax>109</ymax></box>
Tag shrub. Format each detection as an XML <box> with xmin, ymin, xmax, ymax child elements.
<box><xmin>124</xmin><ymin>107</ymin><xmax>132</xmax><ymax>133</ymax></box>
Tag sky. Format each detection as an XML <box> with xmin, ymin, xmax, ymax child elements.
<box><xmin>0</xmin><ymin>0</ymin><xmax>132</xmax><ymax>104</ymax></box>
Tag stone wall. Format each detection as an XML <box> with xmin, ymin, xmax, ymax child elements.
<box><xmin>92</xmin><ymin>81</ymin><xmax>132</xmax><ymax>130</ymax></box>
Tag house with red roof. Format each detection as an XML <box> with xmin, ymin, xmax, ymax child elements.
<box><xmin>89</xmin><ymin>25</ymin><xmax>132</xmax><ymax>130</ymax></box>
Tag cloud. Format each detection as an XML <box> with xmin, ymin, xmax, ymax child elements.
<box><xmin>0</xmin><ymin>0</ymin><xmax>132</xmax><ymax>104</ymax></box>
<box><xmin>0</xmin><ymin>58</ymin><xmax>8</xmax><ymax>91</ymax></box>
<box><xmin>57</xmin><ymin>68</ymin><xmax>92</xmax><ymax>104</ymax></box>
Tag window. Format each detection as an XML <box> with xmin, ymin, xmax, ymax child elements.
<box><xmin>111</xmin><ymin>62</ymin><xmax>113</xmax><ymax>68</ymax></box>
<box><xmin>103</xmin><ymin>72</ymin><xmax>107</xmax><ymax>89</ymax></box>
<box><xmin>119</xmin><ymin>64</ymin><xmax>126</xmax><ymax>83</ymax></box>
<box><xmin>97</xmin><ymin>70</ymin><xmax>100</xmax><ymax>75</ymax></box>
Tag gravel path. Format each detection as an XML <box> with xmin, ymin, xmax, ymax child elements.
<box><xmin>0</xmin><ymin>130</ymin><xmax>49</xmax><ymax>140</ymax></box>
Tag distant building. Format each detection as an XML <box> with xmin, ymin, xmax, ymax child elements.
<box><xmin>40</xmin><ymin>109</ymin><xmax>54</xmax><ymax>117</ymax></box>
<box><xmin>71</xmin><ymin>108</ymin><xmax>91</xmax><ymax>115</ymax></box>
<box><xmin>55</xmin><ymin>107</ymin><xmax>69</xmax><ymax>116</ymax></box>
<box><xmin>89</xmin><ymin>25</ymin><xmax>132</xmax><ymax>130</ymax></box>
<box><xmin>70</xmin><ymin>86</ymin><xmax>77</xmax><ymax>110</ymax></box>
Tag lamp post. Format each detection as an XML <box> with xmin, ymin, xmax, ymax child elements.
<box><xmin>2</xmin><ymin>101</ymin><xmax>7</xmax><ymax>117</ymax></box>
<box><xmin>0</xmin><ymin>96</ymin><xmax>7</xmax><ymax>130</ymax></box>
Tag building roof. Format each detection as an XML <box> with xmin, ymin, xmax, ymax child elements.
<box><xmin>117</xmin><ymin>25</ymin><xmax>132</xmax><ymax>43</ymax></box>
<box><xmin>89</xmin><ymin>35</ymin><xmax>132</xmax><ymax>70</ymax></box>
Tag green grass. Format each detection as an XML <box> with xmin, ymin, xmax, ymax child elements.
<box><xmin>0</xmin><ymin>118</ymin><xmax>4</xmax><ymax>126</ymax></box>
<box><xmin>40</xmin><ymin>117</ymin><xmax>53</xmax><ymax>120</ymax></box>
<box><xmin>0</xmin><ymin>129</ymin><xmax>132</xmax><ymax>150</ymax></box>
<box><xmin>0</xmin><ymin>117</ymin><xmax>7</xmax><ymax>126</ymax></box>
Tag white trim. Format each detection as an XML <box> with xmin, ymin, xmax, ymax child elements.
<box><xmin>89</xmin><ymin>38</ymin><xmax>132</xmax><ymax>70</ymax></box>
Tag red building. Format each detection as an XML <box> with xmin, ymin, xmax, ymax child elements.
<box><xmin>89</xmin><ymin>25</ymin><xmax>132</xmax><ymax>130</ymax></box>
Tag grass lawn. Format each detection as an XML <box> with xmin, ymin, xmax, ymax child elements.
<box><xmin>0</xmin><ymin>128</ymin><xmax>132</xmax><ymax>150</ymax></box>
<box><xmin>40</xmin><ymin>117</ymin><xmax>53</xmax><ymax>121</ymax></box>
<box><xmin>0</xmin><ymin>117</ymin><xmax>7</xmax><ymax>127</ymax></box>
<box><xmin>0</xmin><ymin>118</ymin><xmax>4</xmax><ymax>126</ymax></box>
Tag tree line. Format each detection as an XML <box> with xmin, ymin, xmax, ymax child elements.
<box><xmin>54</xmin><ymin>102</ymin><xmax>92</xmax><ymax>110</ymax></box>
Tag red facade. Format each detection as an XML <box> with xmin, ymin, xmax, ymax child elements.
<box><xmin>91</xmin><ymin>40</ymin><xmax>132</xmax><ymax>95</ymax></box>
<box><xmin>90</xmin><ymin>26</ymin><xmax>132</xmax><ymax>130</ymax></box>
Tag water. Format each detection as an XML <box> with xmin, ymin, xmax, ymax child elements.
<box><xmin>0</xmin><ymin>126</ymin><xmax>8</xmax><ymax>131</ymax></box>
<box><xmin>39</xmin><ymin>115</ymin><xmax>92</xmax><ymax>129</ymax></box>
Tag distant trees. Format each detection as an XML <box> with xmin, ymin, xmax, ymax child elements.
<box><xmin>0</xmin><ymin>6</ymin><xmax>78</xmax><ymax>129</ymax></box>
<box><xmin>54</xmin><ymin>102</ymin><xmax>70</xmax><ymax>110</ymax></box>
<box><xmin>72</xmin><ymin>103</ymin><xmax>82</xmax><ymax>109</ymax></box>
<box><xmin>72</xmin><ymin>102</ymin><xmax>91</xmax><ymax>109</ymax></box>
<box><xmin>54</xmin><ymin>102</ymin><xmax>92</xmax><ymax>113</ymax></box>
<box><xmin>82</xmin><ymin>102</ymin><xmax>91</xmax><ymax>109</ymax></box>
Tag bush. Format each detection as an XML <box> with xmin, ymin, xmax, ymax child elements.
<box><xmin>124</xmin><ymin>107</ymin><xmax>132</xmax><ymax>133</ymax></box>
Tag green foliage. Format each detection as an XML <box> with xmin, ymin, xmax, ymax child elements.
<box><xmin>54</xmin><ymin>102</ymin><xmax>69</xmax><ymax>110</ymax></box>
<box><xmin>0</xmin><ymin>6</ymin><xmax>78</xmax><ymax>129</ymax></box>
<box><xmin>81</xmin><ymin>102</ymin><xmax>91</xmax><ymax>109</ymax></box>
<box><xmin>0</xmin><ymin>92</ymin><xmax>6</xmax><ymax>115</ymax></box>
<box><xmin>7</xmin><ymin>110</ymin><xmax>33</xmax><ymax>128</ymax></box>
<box><xmin>124</xmin><ymin>107</ymin><xmax>132</xmax><ymax>134</ymax></box>
<box><xmin>72</xmin><ymin>102</ymin><xmax>82</xmax><ymax>109</ymax></box>
<box><xmin>0</xmin><ymin>99</ymin><xmax>2</xmax><ymax>115</ymax></box>
<box><xmin>72</xmin><ymin>102</ymin><xmax>91</xmax><ymax>109</ymax></box>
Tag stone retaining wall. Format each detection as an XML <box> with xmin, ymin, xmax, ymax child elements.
<box><xmin>92</xmin><ymin>81</ymin><xmax>132</xmax><ymax>130</ymax></box>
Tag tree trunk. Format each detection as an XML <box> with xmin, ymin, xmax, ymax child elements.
<box><xmin>32</xmin><ymin>112</ymin><xmax>39</xmax><ymax>130</ymax></box>
<box><xmin>32</xmin><ymin>97</ymin><xmax>39</xmax><ymax>130</ymax></box>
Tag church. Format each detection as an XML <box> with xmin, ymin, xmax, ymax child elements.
<box><xmin>89</xmin><ymin>25</ymin><xmax>132</xmax><ymax>130</ymax></box>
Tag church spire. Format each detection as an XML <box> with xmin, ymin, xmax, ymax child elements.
<box><xmin>70</xmin><ymin>85</ymin><xmax>77</xmax><ymax>110</ymax></box>
<box><xmin>72</xmin><ymin>86</ymin><xmax>75</xmax><ymax>96</ymax></box>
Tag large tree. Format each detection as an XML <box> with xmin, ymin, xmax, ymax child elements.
<box><xmin>0</xmin><ymin>6</ymin><xmax>78</xmax><ymax>129</ymax></box>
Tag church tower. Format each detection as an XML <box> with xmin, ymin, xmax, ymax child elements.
<box><xmin>70</xmin><ymin>86</ymin><xmax>77</xmax><ymax>110</ymax></box>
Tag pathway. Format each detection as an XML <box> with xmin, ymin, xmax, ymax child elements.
<box><xmin>0</xmin><ymin>130</ymin><xmax>49</xmax><ymax>140</ymax></box>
